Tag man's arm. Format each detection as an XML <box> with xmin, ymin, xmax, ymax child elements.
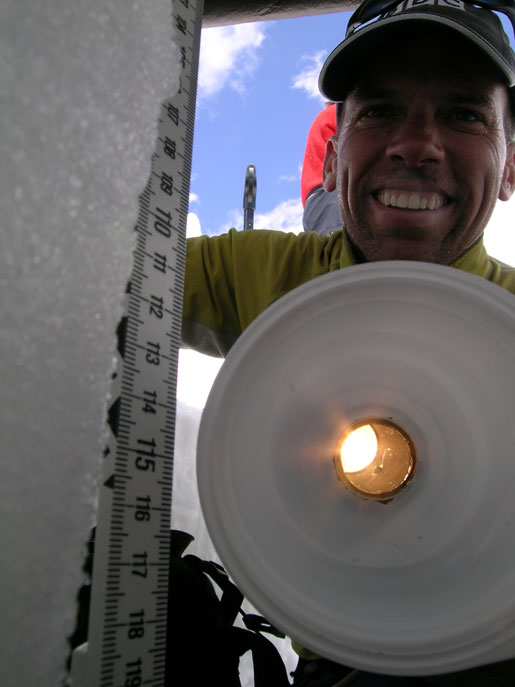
<box><xmin>181</xmin><ymin>228</ymin><xmax>345</xmax><ymax>357</ymax></box>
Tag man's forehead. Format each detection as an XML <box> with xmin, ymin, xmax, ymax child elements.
<box><xmin>343</xmin><ymin>81</ymin><xmax>510</xmax><ymax>128</ymax></box>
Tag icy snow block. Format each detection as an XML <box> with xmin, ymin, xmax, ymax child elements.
<box><xmin>0</xmin><ymin>1</ymin><xmax>180</xmax><ymax>685</ymax></box>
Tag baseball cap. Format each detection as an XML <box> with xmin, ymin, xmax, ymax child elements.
<box><xmin>319</xmin><ymin>0</ymin><xmax>515</xmax><ymax>102</ymax></box>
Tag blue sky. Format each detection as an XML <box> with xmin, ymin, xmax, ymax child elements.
<box><xmin>189</xmin><ymin>11</ymin><xmax>352</xmax><ymax>236</ymax></box>
<box><xmin>187</xmin><ymin>9</ymin><xmax>515</xmax><ymax>264</ymax></box>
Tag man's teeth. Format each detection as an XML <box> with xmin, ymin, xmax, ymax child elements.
<box><xmin>378</xmin><ymin>191</ymin><xmax>444</xmax><ymax>211</ymax></box>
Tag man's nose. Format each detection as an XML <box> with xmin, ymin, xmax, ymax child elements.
<box><xmin>386</xmin><ymin>114</ymin><xmax>444</xmax><ymax>167</ymax></box>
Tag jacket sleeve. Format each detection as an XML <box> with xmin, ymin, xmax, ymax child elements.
<box><xmin>181</xmin><ymin>228</ymin><xmax>340</xmax><ymax>357</ymax></box>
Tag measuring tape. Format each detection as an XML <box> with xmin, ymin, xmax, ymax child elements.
<box><xmin>71</xmin><ymin>1</ymin><xmax>204</xmax><ymax>685</ymax></box>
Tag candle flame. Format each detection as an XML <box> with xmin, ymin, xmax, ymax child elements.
<box><xmin>340</xmin><ymin>424</ymin><xmax>378</xmax><ymax>473</ymax></box>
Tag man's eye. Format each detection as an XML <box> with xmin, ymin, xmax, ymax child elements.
<box><xmin>362</xmin><ymin>106</ymin><xmax>391</xmax><ymax>118</ymax></box>
<box><xmin>449</xmin><ymin>109</ymin><xmax>483</xmax><ymax>123</ymax></box>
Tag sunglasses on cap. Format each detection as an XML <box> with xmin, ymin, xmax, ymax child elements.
<box><xmin>346</xmin><ymin>0</ymin><xmax>515</xmax><ymax>38</ymax></box>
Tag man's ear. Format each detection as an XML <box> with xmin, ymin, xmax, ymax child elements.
<box><xmin>322</xmin><ymin>137</ymin><xmax>338</xmax><ymax>192</ymax></box>
<box><xmin>499</xmin><ymin>143</ymin><xmax>515</xmax><ymax>201</ymax></box>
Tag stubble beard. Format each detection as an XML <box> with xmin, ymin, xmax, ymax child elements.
<box><xmin>342</xmin><ymin>199</ymin><xmax>470</xmax><ymax>266</ymax></box>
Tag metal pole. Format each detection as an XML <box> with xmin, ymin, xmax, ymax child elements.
<box><xmin>243</xmin><ymin>164</ymin><xmax>257</xmax><ymax>230</ymax></box>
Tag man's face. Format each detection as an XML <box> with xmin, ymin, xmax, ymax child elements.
<box><xmin>323</xmin><ymin>31</ymin><xmax>515</xmax><ymax>264</ymax></box>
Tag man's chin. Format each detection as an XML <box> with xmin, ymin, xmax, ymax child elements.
<box><xmin>348</xmin><ymin>231</ymin><xmax>453</xmax><ymax>265</ymax></box>
<box><xmin>377</xmin><ymin>246</ymin><xmax>444</xmax><ymax>263</ymax></box>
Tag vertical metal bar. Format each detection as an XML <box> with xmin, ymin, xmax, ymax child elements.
<box><xmin>243</xmin><ymin>164</ymin><xmax>257</xmax><ymax>230</ymax></box>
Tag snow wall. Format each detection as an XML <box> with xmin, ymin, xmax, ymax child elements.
<box><xmin>0</xmin><ymin>2</ymin><xmax>297</xmax><ymax>685</ymax></box>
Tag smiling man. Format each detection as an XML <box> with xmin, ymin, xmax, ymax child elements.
<box><xmin>321</xmin><ymin>18</ymin><xmax>515</xmax><ymax>266</ymax></box>
<box><xmin>183</xmin><ymin>1</ymin><xmax>515</xmax><ymax>360</ymax></box>
<box><xmin>182</xmin><ymin>1</ymin><xmax>515</xmax><ymax>685</ymax></box>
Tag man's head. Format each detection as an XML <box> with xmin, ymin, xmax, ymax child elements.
<box><xmin>319</xmin><ymin>1</ymin><xmax>515</xmax><ymax>264</ymax></box>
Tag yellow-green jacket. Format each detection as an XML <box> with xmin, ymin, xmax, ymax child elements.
<box><xmin>182</xmin><ymin>229</ymin><xmax>515</xmax><ymax>356</ymax></box>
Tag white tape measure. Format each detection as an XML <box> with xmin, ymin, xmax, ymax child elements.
<box><xmin>72</xmin><ymin>1</ymin><xmax>203</xmax><ymax>685</ymax></box>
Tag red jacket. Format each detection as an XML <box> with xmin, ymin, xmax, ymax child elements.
<box><xmin>301</xmin><ymin>104</ymin><xmax>337</xmax><ymax>206</ymax></box>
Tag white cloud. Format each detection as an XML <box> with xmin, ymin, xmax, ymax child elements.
<box><xmin>484</xmin><ymin>196</ymin><xmax>515</xmax><ymax>266</ymax></box>
<box><xmin>198</xmin><ymin>23</ymin><xmax>267</xmax><ymax>100</ymax></box>
<box><xmin>256</xmin><ymin>197</ymin><xmax>304</xmax><ymax>234</ymax></box>
<box><xmin>186</xmin><ymin>211</ymin><xmax>201</xmax><ymax>237</ymax></box>
<box><xmin>291</xmin><ymin>50</ymin><xmax>327</xmax><ymax>102</ymax></box>
<box><xmin>278</xmin><ymin>163</ymin><xmax>302</xmax><ymax>184</ymax></box>
<box><xmin>177</xmin><ymin>348</ymin><xmax>223</xmax><ymax>408</ymax></box>
<box><xmin>217</xmin><ymin>208</ymin><xmax>245</xmax><ymax>234</ymax></box>
<box><xmin>178</xmin><ymin>211</ymin><xmax>223</xmax><ymax>410</ymax></box>
<box><xmin>217</xmin><ymin>197</ymin><xmax>304</xmax><ymax>235</ymax></box>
